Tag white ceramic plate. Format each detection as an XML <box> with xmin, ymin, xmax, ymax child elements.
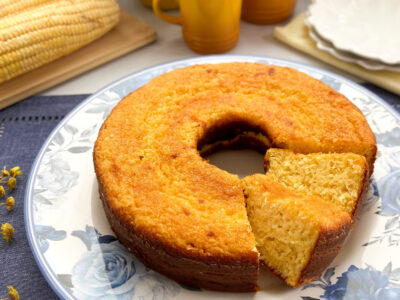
<box><xmin>25</xmin><ymin>56</ymin><xmax>400</xmax><ymax>300</ymax></box>
<box><xmin>304</xmin><ymin>17</ymin><xmax>400</xmax><ymax>72</ymax></box>
<box><xmin>307</xmin><ymin>0</ymin><xmax>400</xmax><ymax>65</ymax></box>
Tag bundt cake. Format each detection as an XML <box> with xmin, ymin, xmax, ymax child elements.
<box><xmin>264</xmin><ymin>149</ymin><xmax>369</xmax><ymax>218</ymax></box>
<box><xmin>242</xmin><ymin>175</ymin><xmax>352</xmax><ymax>287</ymax></box>
<box><xmin>93</xmin><ymin>62</ymin><xmax>376</xmax><ymax>292</ymax></box>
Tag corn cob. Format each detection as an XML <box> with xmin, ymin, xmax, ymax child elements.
<box><xmin>0</xmin><ymin>0</ymin><xmax>120</xmax><ymax>84</ymax></box>
<box><xmin>0</xmin><ymin>0</ymin><xmax>53</xmax><ymax>18</ymax></box>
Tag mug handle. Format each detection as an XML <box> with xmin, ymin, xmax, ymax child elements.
<box><xmin>152</xmin><ymin>0</ymin><xmax>182</xmax><ymax>25</ymax></box>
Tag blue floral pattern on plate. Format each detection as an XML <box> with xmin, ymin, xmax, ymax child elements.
<box><xmin>24</xmin><ymin>55</ymin><xmax>400</xmax><ymax>300</ymax></box>
<box><xmin>68</xmin><ymin>226</ymin><xmax>180</xmax><ymax>300</ymax></box>
<box><xmin>35</xmin><ymin>225</ymin><xmax>67</xmax><ymax>253</ymax></box>
<box><xmin>302</xmin><ymin>263</ymin><xmax>400</xmax><ymax>300</ymax></box>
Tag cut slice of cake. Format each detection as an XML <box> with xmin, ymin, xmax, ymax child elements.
<box><xmin>264</xmin><ymin>149</ymin><xmax>369</xmax><ymax>218</ymax></box>
<box><xmin>242</xmin><ymin>174</ymin><xmax>352</xmax><ymax>287</ymax></box>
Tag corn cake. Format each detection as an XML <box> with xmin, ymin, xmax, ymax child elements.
<box><xmin>94</xmin><ymin>62</ymin><xmax>376</xmax><ymax>291</ymax></box>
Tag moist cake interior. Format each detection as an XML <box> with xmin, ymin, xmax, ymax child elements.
<box><xmin>264</xmin><ymin>149</ymin><xmax>368</xmax><ymax>218</ymax></box>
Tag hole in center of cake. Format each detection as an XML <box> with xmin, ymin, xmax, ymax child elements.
<box><xmin>206</xmin><ymin>149</ymin><xmax>266</xmax><ymax>178</ymax></box>
<box><xmin>198</xmin><ymin>120</ymin><xmax>271</xmax><ymax>178</ymax></box>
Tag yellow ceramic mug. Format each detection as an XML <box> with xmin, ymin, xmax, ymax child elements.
<box><xmin>140</xmin><ymin>0</ymin><xmax>178</xmax><ymax>10</ymax></box>
<box><xmin>153</xmin><ymin>0</ymin><xmax>242</xmax><ymax>54</ymax></box>
<box><xmin>242</xmin><ymin>0</ymin><xmax>297</xmax><ymax>25</ymax></box>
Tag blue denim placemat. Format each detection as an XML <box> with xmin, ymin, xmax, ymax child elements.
<box><xmin>0</xmin><ymin>94</ymin><xmax>89</xmax><ymax>299</ymax></box>
<box><xmin>363</xmin><ymin>83</ymin><xmax>400</xmax><ymax>113</ymax></box>
<box><xmin>0</xmin><ymin>84</ymin><xmax>398</xmax><ymax>300</ymax></box>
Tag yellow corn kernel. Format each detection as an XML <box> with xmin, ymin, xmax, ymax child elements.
<box><xmin>0</xmin><ymin>0</ymin><xmax>53</xmax><ymax>18</ymax></box>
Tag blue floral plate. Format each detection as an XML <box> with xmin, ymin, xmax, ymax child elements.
<box><xmin>25</xmin><ymin>55</ymin><xmax>400</xmax><ymax>300</ymax></box>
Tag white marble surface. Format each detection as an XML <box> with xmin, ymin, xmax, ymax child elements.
<box><xmin>42</xmin><ymin>0</ymin><xmax>360</xmax><ymax>96</ymax></box>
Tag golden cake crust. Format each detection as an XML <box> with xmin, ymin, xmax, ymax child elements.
<box><xmin>93</xmin><ymin>63</ymin><xmax>376</xmax><ymax>291</ymax></box>
<box><xmin>98</xmin><ymin>182</ymin><xmax>259</xmax><ymax>292</ymax></box>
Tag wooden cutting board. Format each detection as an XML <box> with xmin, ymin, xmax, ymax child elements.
<box><xmin>0</xmin><ymin>11</ymin><xmax>157</xmax><ymax>110</ymax></box>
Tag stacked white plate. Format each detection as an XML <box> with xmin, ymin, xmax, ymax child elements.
<box><xmin>305</xmin><ymin>0</ymin><xmax>400</xmax><ymax>71</ymax></box>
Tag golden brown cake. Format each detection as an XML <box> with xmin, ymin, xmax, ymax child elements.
<box><xmin>264</xmin><ymin>149</ymin><xmax>369</xmax><ymax>218</ymax></box>
<box><xmin>93</xmin><ymin>63</ymin><xmax>376</xmax><ymax>292</ymax></box>
<box><xmin>242</xmin><ymin>175</ymin><xmax>352</xmax><ymax>287</ymax></box>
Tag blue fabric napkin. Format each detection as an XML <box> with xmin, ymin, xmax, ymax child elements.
<box><xmin>0</xmin><ymin>84</ymin><xmax>398</xmax><ymax>299</ymax></box>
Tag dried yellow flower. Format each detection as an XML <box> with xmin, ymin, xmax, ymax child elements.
<box><xmin>1</xmin><ymin>223</ymin><xmax>14</xmax><ymax>243</ymax></box>
<box><xmin>7</xmin><ymin>177</ymin><xmax>16</xmax><ymax>191</ymax></box>
<box><xmin>0</xmin><ymin>186</ymin><xmax>4</xmax><ymax>198</ymax></box>
<box><xmin>5</xmin><ymin>197</ymin><xmax>15</xmax><ymax>211</ymax></box>
<box><xmin>1</xmin><ymin>166</ymin><xmax>9</xmax><ymax>177</ymax></box>
<box><xmin>9</xmin><ymin>167</ymin><xmax>22</xmax><ymax>178</ymax></box>
<box><xmin>7</xmin><ymin>286</ymin><xmax>20</xmax><ymax>300</ymax></box>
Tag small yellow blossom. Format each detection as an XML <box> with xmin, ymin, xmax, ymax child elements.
<box><xmin>9</xmin><ymin>167</ymin><xmax>22</xmax><ymax>178</ymax></box>
<box><xmin>7</xmin><ymin>286</ymin><xmax>20</xmax><ymax>300</ymax></box>
<box><xmin>7</xmin><ymin>177</ymin><xmax>16</xmax><ymax>191</ymax></box>
<box><xmin>1</xmin><ymin>166</ymin><xmax>9</xmax><ymax>177</ymax></box>
<box><xmin>0</xmin><ymin>186</ymin><xmax>4</xmax><ymax>198</ymax></box>
<box><xmin>1</xmin><ymin>223</ymin><xmax>14</xmax><ymax>243</ymax></box>
<box><xmin>5</xmin><ymin>197</ymin><xmax>15</xmax><ymax>211</ymax></box>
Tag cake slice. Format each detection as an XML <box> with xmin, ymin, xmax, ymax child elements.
<box><xmin>242</xmin><ymin>175</ymin><xmax>352</xmax><ymax>287</ymax></box>
<box><xmin>264</xmin><ymin>149</ymin><xmax>369</xmax><ymax>218</ymax></box>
